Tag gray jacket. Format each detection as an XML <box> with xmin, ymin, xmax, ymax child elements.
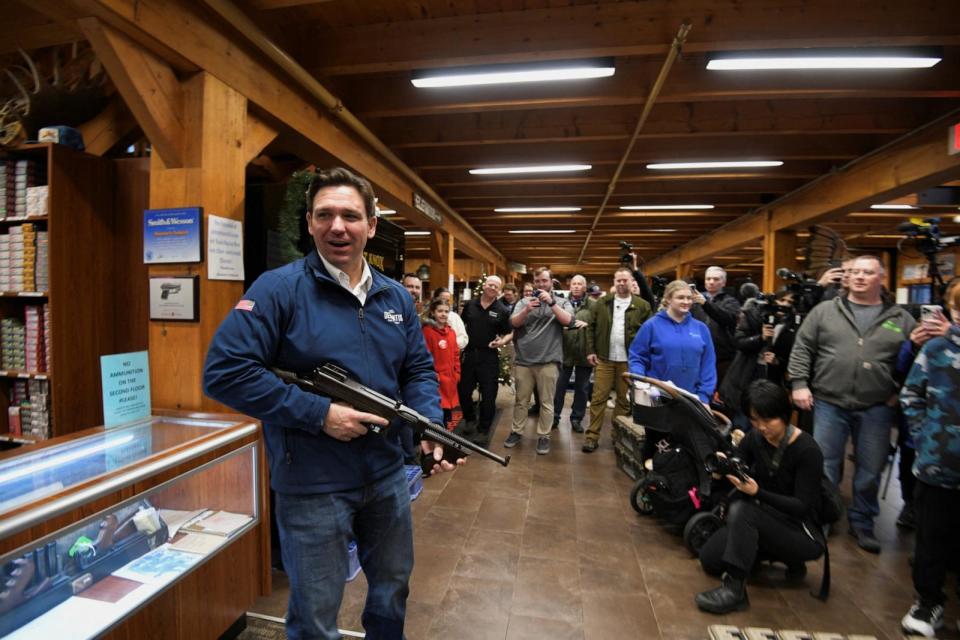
<box><xmin>788</xmin><ymin>296</ymin><xmax>916</xmax><ymax>410</ymax></box>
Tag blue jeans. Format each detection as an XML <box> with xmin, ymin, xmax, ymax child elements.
<box><xmin>813</xmin><ymin>398</ymin><xmax>894</xmax><ymax>532</ymax></box>
<box><xmin>553</xmin><ymin>364</ymin><xmax>592</xmax><ymax>423</ymax></box>
<box><xmin>275</xmin><ymin>466</ymin><xmax>413</xmax><ymax>640</ymax></box>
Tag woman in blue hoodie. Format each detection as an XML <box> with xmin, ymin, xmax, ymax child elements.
<box><xmin>628</xmin><ymin>279</ymin><xmax>717</xmax><ymax>403</ymax></box>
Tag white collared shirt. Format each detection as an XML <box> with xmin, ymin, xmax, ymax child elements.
<box><xmin>608</xmin><ymin>294</ymin><xmax>632</xmax><ymax>362</ymax></box>
<box><xmin>317</xmin><ymin>251</ymin><xmax>373</xmax><ymax>305</ymax></box>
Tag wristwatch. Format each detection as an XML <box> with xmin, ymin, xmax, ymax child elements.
<box><xmin>547</xmin><ymin>298</ymin><xmax>556</xmax><ymax>307</ymax></box>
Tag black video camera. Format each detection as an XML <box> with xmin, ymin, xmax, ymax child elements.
<box><xmin>704</xmin><ymin>452</ymin><xmax>750</xmax><ymax>482</ymax></box>
<box><xmin>619</xmin><ymin>240</ymin><xmax>633</xmax><ymax>266</ymax></box>
<box><xmin>754</xmin><ymin>292</ymin><xmax>792</xmax><ymax>325</ymax></box>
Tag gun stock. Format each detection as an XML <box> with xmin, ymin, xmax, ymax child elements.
<box><xmin>272</xmin><ymin>364</ymin><xmax>510</xmax><ymax>473</ymax></box>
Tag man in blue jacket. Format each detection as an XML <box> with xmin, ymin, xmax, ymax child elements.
<box><xmin>203</xmin><ymin>167</ymin><xmax>458</xmax><ymax>640</ymax></box>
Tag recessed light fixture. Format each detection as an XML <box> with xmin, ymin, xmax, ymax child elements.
<box><xmin>412</xmin><ymin>58</ymin><xmax>615</xmax><ymax>88</ymax></box>
<box><xmin>707</xmin><ymin>49</ymin><xmax>942</xmax><ymax>71</ymax></box>
<box><xmin>404</xmin><ymin>231</ymin><xmax>430</xmax><ymax>236</ymax></box>
<box><xmin>647</xmin><ymin>161</ymin><xmax>783</xmax><ymax>170</ymax></box>
<box><xmin>494</xmin><ymin>206</ymin><xmax>582</xmax><ymax>213</ymax></box>
<box><xmin>619</xmin><ymin>204</ymin><xmax>715</xmax><ymax>210</ymax></box>
<box><xmin>470</xmin><ymin>164</ymin><xmax>592</xmax><ymax>176</ymax></box>
<box><xmin>870</xmin><ymin>204</ymin><xmax>917</xmax><ymax>210</ymax></box>
<box><xmin>508</xmin><ymin>229</ymin><xmax>577</xmax><ymax>234</ymax></box>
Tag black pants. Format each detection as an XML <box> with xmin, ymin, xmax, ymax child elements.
<box><xmin>553</xmin><ymin>364</ymin><xmax>592</xmax><ymax>423</ymax></box>
<box><xmin>699</xmin><ymin>499</ymin><xmax>823</xmax><ymax>578</ymax></box>
<box><xmin>913</xmin><ymin>481</ymin><xmax>960</xmax><ymax>606</ymax></box>
<box><xmin>897</xmin><ymin>418</ymin><xmax>916</xmax><ymax>503</ymax></box>
<box><xmin>458</xmin><ymin>349</ymin><xmax>500</xmax><ymax>430</ymax></box>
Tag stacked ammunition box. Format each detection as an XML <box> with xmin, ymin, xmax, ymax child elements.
<box><xmin>25</xmin><ymin>185</ymin><xmax>48</xmax><ymax>218</ymax></box>
<box><xmin>0</xmin><ymin>223</ymin><xmax>40</xmax><ymax>292</ymax></box>
<box><xmin>24</xmin><ymin>305</ymin><xmax>45</xmax><ymax>373</ymax></box>
<box><xmin>1</xmin><ymin>317</ymin><xmax>25</xmax><ymax>370</ymax></box>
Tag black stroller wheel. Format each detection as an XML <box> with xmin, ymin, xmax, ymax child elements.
<box><xmin>683</xmin><ymin>511</ymin><xmax>722</xmax><ymax>556</ymax></box>
<box><xmin>629</xmin><ymin>473</ymin><xmax>654</xmax><ymax>516</ymax></box>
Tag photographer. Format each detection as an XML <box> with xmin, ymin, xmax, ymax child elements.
<box><xmin>719</xmin><ymin>290</ymin><xmax>796</xmax><ymax>428</ymax></box>
<box><xmin>695</xmin><ymin>380</ymin><xmax>826</xmax><ymax>614</ymax></box>
<box><xmin>691</xmin><ymin>266</ymin><xmax>741</xmax><ymax>385</ymax></box>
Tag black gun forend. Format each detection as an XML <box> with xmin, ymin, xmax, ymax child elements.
<box><xmin>271</xmin><ymin>364</ymin><xmax>511</xmax><ymax>471</ymax></box>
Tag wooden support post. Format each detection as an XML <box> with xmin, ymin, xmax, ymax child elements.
<box><xmin>430</xmin><ymin>231</ymin><xmax>454</xmax><ymax>295</ymax></box>
<box><xmin>676</xmin><ymin>263</ymin><xmax>693</xmax><ymax>282</ymax></box>
<box><xmin>147</xmin><ymin>71</ymin><xmax>248</xmax><ymax>411</ymax></box>
<box><xmin>763</xmin><ymin>228</ymin><xmax>798</xmax><ymax>292</ymax></box>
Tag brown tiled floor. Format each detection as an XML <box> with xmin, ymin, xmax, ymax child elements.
<box><xmin>250</xmin><ymin>388</ymin><xmax>960</xmax><ymax>639</ymax></box>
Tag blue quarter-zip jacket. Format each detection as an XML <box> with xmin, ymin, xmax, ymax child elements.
<box><xmin>627</xmin><ymin>310</ymin><xmax>717</xmax><ymax>403</ymax></box>
<box><xmin>203</xmin><ymin>251</ymin><xmax>442</xmax><ymax>494</ymax></box>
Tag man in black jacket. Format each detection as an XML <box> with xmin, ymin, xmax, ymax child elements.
<box><xmin>691</xmin><ymin>266</ymin><xmax>741</xmax><ymax>386</ymax></box>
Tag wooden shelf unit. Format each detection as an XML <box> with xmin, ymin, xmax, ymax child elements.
<box><xmin>0</xmin><ymin>143</ymin><xmax>118</xmax><ymax>439</ymax></box>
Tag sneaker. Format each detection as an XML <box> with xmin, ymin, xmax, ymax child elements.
<box><xmin>581</xmin><ymin>440</ymin><xmax>598</xmax><ymax>453</ymax></box>
<box><xmin>536</xmin><ymin>436</ymin><xmax>550</xmax><ymax>455</ymax></box>
<box><xmin>503</xmin><ymin>432</ymin><xmax>523</xmax><ymax>448</ymax></box>
<box><xmin>896</xmin><ymin>503</ymin><xmax>917</xmax><ymax>529</ymax></box>
<box><xmin>848</xmin><ymin>526</ymin><xmax>881</xmax><ymax>554</ymax></box>
<box><xmin>901</xmin><ymin>600</ymin><xmax>944</xmax><ymax>637</ymax></box>
<box><xmin>571</xmin><ymin>419</ymin><xmax>584</xmax><ymax>433</ymax></box>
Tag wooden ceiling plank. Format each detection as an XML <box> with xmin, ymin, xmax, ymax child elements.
<box><xmin>79</xmin><ymin>17</ymin><xmax>186</xmax><ymax>167</ymax></box>
<box><xmin>298</xmin><ymin>1</ymin><xmax>960</xmax><ymax>76</ymax></box>
<box><xmin>644</xmin><ymin>116</ymin><xmax>960</xmax><ymax>275</ymax></box>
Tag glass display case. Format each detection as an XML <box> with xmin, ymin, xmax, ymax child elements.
<box><xmin>0</xmin><ymin>411</ymin><xmax>265</xmax><ymax>640</ymax></box>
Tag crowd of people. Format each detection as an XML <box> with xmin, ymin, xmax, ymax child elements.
<box><xmin>203</xmin><ymin>166</ymin><xmax>959</xmax><ymax>640</ymax></box>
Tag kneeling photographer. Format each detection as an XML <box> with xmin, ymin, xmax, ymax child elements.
<box><xmin>695</xmin><ymin>380</ymin><xmax>825</xmax><ymax>614</ymax></box>
<box><xmin>719</xmin><ymin>290</ymin><xmax>796</xmax><ymax>428</ymax></box>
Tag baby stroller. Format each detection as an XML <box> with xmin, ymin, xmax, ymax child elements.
<box><xmin>624</xmin><ymin>373</ymin><xmax>735</xmax><ymax>555</ymax></box>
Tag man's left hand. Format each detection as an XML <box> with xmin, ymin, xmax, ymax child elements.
<box><xmin>420</xmin><ymin>441</ymin><xmax>465</xmax><ymax>476</ymax></box>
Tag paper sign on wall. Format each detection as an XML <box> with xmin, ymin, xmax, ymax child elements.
<box><xmin>100</xmin><ymin>351</ymin><xmax>151</xmax><ymax>428</ymax></box>
<box><xmin>207</xmin><ymin>215</ymin><xmax>244</xmax><ymax>281</ymax></box>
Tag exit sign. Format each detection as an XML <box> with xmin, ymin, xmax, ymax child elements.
<box><xmin>951</xmin><ymin>122</ymin><xmax>960</xmax><ymax>156</ymax></box>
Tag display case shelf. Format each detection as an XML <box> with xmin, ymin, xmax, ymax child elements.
<box><xmin>0</xmin><ymin>410</ymin><xmax>269</xmax><ymax>640</ymax></box>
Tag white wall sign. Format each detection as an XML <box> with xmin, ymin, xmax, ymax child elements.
<box><xmin>207</xmin><ymin>215</ymin><xmax>245</xmax><ymax>281</ymax></box>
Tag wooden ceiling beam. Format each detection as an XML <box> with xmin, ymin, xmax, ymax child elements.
<box><xmin>80</xmin><ymin>17</ymin><xmax>186</xmax><ymax>167</ymax></box>
<box><xmin>0</xmin><ymin>18</ymin><xmax>83</xmax><ymax>53</ymax></box>
<box><xmin>437</xmin><ymin>179</ymin><xmax>804</xmax><ymax>201</ymax></box>
<box><xmin>644</xmin><ymin>115</ymin><xmax>960</xmax><ymax>275</ymax></box>
<box><xmin>297</xmin><ymin>1</ymin><xmax>960</xmax><ymax>76</ymax></box>
<box><xmin>337</xmin><ymin>57</ymin><xmax>960</xmax><ymax>119</ymax></box>
<box><xmin>400</xmin><ymin>135</ymin><xmax>883</xmax><ymax>169</ymax></box>
<box><xmin>372</xmin><ymin>100</ymin><xmax>950</xmax><ymax>149</ymax></box>
<box><xmin>77</xmin><ymin>95</ymin><xmax>140</xmax><ymax>156</ymax></box>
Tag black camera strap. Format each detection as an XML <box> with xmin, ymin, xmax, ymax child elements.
<box><xmin>756</xmin><ymin>423</ymin><xmax>795</xmax><ymax>477</ymax></box>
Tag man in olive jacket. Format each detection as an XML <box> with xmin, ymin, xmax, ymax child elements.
<box><xmin>553</xmin><ymin>275</ymin><xmax>595</xmax><ymax>432</ymax></box>
<box><xmin>583</xmin><ymin>267</ymin><xmax>653</xmax><ymax>452</ymax></box>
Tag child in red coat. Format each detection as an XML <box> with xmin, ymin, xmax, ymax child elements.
<box><xmin>422</xmin><ymin>297</ymin><xmax>461</xmax><ymax>427</ymax></box>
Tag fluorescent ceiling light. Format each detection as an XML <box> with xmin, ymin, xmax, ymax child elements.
<box><xmin>377</xmin><ymin>208</ymin><xmax>396</xmax><ymax>216</ymax></box>
<box><xmin>508</xmin><ymin>229</ymin><xmax>577</xmax><ymax>234</ymax></box>
<box><xmin>870</xmin><ymin>204</ymin><xmax>917</xmax><ymax>210</ymax></box>
<box><xmin>649</xmin><ymin>228</ymin><xmax>678</xmax><ymax>232</ymax></box>
<box><xmin>404</xmin><ymin>231</ymin><xmax>430</xmax><ymax>236</ymax></box>
<box><xmin>647</xmin><ymin>161</ymin><xmax>782</xmax><ymax>170</ymax></box>
<box><xmin>412</xmin><ymin>59</ymin><xmax>615</xmax><ymax>88</ymax></box>
<box><xmin>953</xmin><ymin>215</ymin><xmax>960</xmax><ymax>223</ymax></box>
<box><xmin>707</xmin><ymin>53</ymin><xmax>941</xmax><ymax>71</ymax></box>
<box><xmin>494</xmin><ymin>207</ymin><xmax>582</xmax><ymax>213</ymax></box>
<box><xmin>470</xmin><ymin>164</ymin><xmax>591</xmax><ymax>175</ymax></box>
<box><xmin>620</xmin><ymin>204</ymin><xmax>714</xmax><ymax>210</ymax></box>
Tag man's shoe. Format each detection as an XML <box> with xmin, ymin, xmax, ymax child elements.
<box><xmin>848</xmin><ymin>526</ymin><xmax>881</xmax><ymax>554</ymax></box>
<box><xmin>571</xmin><ymin>419</ymin><xmax>584</xmax><ymax>433</ymax></box>
<box><xmin>695</xmin><ymin>573</ymin><xmax>749</xmax><ymax>614</ymax></box>
<box><xmin>581</xmin><ymin>440</ymin><xmax>598</xmax><ymax>453</ymax></box>
<box><xmin>901</xmin><ymin>600</ymin><xmax>944</xmax><ymax>638</ymax></box>
<box><xmin>536</xmin><ymin>436</ymin><xmax>550</xmax><ymax>455</ymax></box>
<box><xmin>896</xmin><ymin>503</ymin><xmax>917</xmax><ymax>529</ymax></box>
<box><xmin>503</xmin><ymin>432</ymin><xmax>523</xmax><ymax>448</ymax></box>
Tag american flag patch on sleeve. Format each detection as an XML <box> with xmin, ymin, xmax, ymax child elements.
<box><xmin>235</xmin><ymin>300</ymin><xmax>256</xmax><ymax>311</ymax></box>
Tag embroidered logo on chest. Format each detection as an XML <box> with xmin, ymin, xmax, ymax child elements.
<box><xmin>383</xmin><ymin>310</ymin><xmax>403</xmax><ymax>323</ymax></box>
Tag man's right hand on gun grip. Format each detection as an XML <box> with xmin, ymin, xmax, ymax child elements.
<box><xmin>791</xmin><ymin>387</ymin><xmax>814</xmax><ymax>411</ymax></box>
<box><xmin>323</xmin><ymin>402</ymin><xmax>388</xmax><ymax>441</ymax></box>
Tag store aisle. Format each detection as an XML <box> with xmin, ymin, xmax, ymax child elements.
<box><xmin>249</xmin><ymin>387</ymin><xmax>959</xmax><ymax>640</ymax></box>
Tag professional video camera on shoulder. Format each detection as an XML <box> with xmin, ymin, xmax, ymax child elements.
<box><xmin>775</xmin><ymin>267</ymin><xmax>823</xmax><ymax>317</ymax></box>
<box><xmin>753</xmin><ymin>292</ymin><xmax>793</xmax><ymax>326</ymax></box>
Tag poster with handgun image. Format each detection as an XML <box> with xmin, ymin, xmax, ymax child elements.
<box><xmin>149</xmin><ymin>275</ymin><xmax>199</xmax><ymax>322</ymax></box>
